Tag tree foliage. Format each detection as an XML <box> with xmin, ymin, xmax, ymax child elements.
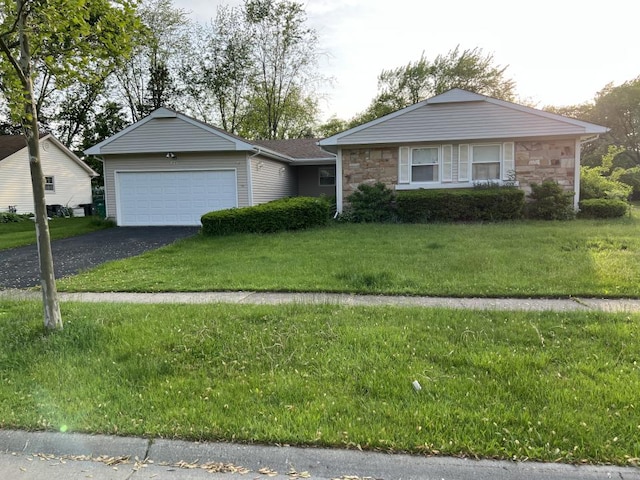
<box><xmin>113</xmin><ymin>0</ymin><xmax>189</xmax><ymax>122</ymax></box>
<box><xmin>182</xmin><ymin>0</ymin><xmax>323</xmax><ymax>139</ymax></box>
<box><xmin>0</xmin><ymin>0</ymin><xmax>138</xmax><ymax>330</ymax></box>
<box><xmin>351</xmin><ymin>46</ymin><xmax>515</xmax><ymax>125</ymax></box>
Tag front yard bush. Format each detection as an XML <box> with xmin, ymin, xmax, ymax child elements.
<box><xmin>525</xmin><ymin>181</ymin><xmax>575</xmax><ymax>220</ymax></box>
<box><xmin>201</xmin><ymin>197</ymin><xmax>331</xmax><ymax>236</ymax></box>
<box><xmin>345</xmin><ymin>182</ymin><xmax>395</xmax><ymax>222</ymax></box>
<box><xmin>396</xmin><ymin>188</ymin><xmax>524</xmax><ymax>222</ymax></box>
<box><xmin>0</xmin><ymin>212</ymin><xmax>31</xmax><ymax>223</ymax></box>
<box><xmin>578</xmin><ymin>198</ymin><xmax>629</xmax><ymax>218</ymax></box>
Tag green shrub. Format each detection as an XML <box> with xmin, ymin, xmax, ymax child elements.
<box><xmin>0</xmin><ymin>212</ymin><xmax>31</xmax><ymax>223</ymax></box>
<box><xmin>578</xmin><ymin>198</ymin><xmax>628</xmax><ymax>218</ymax></box>
<box><xmin>201</xmin><ymin>197</ymin><xmax>331</xmax><ymax>236</ymax></box>
<box><xmin>345</xmin><ymin>182</ymin><xmax>395</xmax><ymax>222</ymax></box>
<box><xmin>396</xmin><ymin>188</ymin><xmax>524</xmax><ymax>223</ymax></box>
<box><xmin>611</xmin><ymin>166</ymin><xmax>640</xmax><ymax>200</ymax></box>
<box><xmin>580</xmin><ymin>166</ymin><xmax>632</xmax><ymax>201</ymax></box>
<box><xmin>525</xmin><ymin>181</ymin><xmax>575</xmax><ymax>220</ymax></box>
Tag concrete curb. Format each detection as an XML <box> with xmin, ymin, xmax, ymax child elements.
<box><xmin>1</xmin><ymin>430</ymin><xmax>638</xmax><ymax>480</ymax></box>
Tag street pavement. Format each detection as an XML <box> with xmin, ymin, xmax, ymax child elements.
<box><xmin>1</xmin><ymin>429</ymin><xmax>638</xmax><ymax>480</ymax></box>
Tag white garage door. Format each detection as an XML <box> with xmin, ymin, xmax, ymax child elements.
<box><xmin>116</xmin><ymin>170</ymin><xmax>237</xmax><ymax>226</ymax></box>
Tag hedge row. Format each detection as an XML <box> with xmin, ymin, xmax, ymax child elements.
<box><xmin>578</xmin><ymin>198</ymin><xmax>628</xmax><ymax>219</ymax></box>
<box><xmin>395</xmin><ymin>188</ymin><xmax>525</xmax><ymax>222</ymax></box>
<box><xmin>201</xmin><ymin>197</ymin><xmax>331</xmax><ymax>236</ymax></box>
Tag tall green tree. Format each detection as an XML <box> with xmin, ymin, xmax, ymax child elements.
<box><xmin>590</xmin><ymin>78</ymin><xmax>640</xmax><ymax>166</ymax></box>
<box><xmin>182</xmin><ymin>5</ymin><xmax>253</xmax><ymax>132</ymax></box>
<box><xmin>114</xmin><ymin>0</ymin><xmax>189</xmax><ymax>121</ymax></box>
<box><xmin>242</xmin><ymin>0</ymin><xmax>322</xmax><ymax>139</ymax></box>
<box><xmin>352</xmin><ymin>46</ymin><xmax>515</xmax><ymax>125</ymax></box>
<box><xmin>0</xmin><ymin>0</ymin><xmax>138</xmax><ymax>330</ymax></box>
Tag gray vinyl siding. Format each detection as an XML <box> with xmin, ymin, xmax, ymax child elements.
<box><xmin>103</xmin><ymin>152</ymin><xmax>249</xmax><ymax>220</ymax></box>
<box><xmin>251</xmin><ymin>156</ymin><xmax>296</xmax><ymax>205</ymax></box>
<box><xmin>339</xmin><ymin>102</ymin><xmax>588</xmax><ymax>145</ymax></box>
<box><xmin>102</xmin><ymin>117</ymin><xmax>237</xmax><ymax>154</ymax></box>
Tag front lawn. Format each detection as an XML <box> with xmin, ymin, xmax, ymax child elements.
<box><xmin>58</xmin><ymin>212</ymin><xmax>640</xmax><ymax>298</ymax></box>
<box><xmin>0</xmin><ymin>301</ymin><xmax>638</xmax><ymax>465</ymax></box>
<box><xmin>0</xmin><ymin>217</ymin><xmax>114</xmax><ymax>251</ymax></box>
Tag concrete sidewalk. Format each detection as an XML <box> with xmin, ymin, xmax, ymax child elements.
<box><xmin>1</xmin><ymin>429</ymin><xmax>638</xmax><ymax>480</ymax></box>
<box><xmin>2</xmin><ymin>288</ymin><xmax>640</xmax><ymax>312</ymax></box>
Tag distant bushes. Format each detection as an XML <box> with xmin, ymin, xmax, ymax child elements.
<box><xmin>578</xmin><ymin>199</ymin><xmax>628</xmax><ymax>219</ymax></box>
<box><xmin>395</xmin><ymin>187</ymin><xmax>524</xmax><ymax>222</ymax></box>
<box><xmin>0</xmin><ymin>212</ymin><xmax>31</xmax><ymax>223</ymax></box>
<box><xmin>201</xmin><ymin>197</ymin><xmax>331</xmax><ymax>236</ymax></box>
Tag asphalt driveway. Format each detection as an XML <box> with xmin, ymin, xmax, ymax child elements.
<box><xmin>0</xmin><ymin>226</ymin><xmax>199</xmax><ymax>289</ymax></box>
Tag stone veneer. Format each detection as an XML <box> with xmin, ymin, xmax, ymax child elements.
<box><xmin>514</xmin><ymin>140</ymin><xmax>576</xmax><ymax>193</ymax></box>
<box><xmin>342</xmin><ymin>139</ymin><xmax>577</xmax><ymax>201</ymax></box>
<box><xmin>343</xmin><ymin>147</ymin><xmax>398</xmax><ymax>201</ymax></box>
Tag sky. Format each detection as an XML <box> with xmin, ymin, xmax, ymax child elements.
<box><xmin>175</xmin><ymin>0</ymin><xmax>639</xmax><ymax>122</ymax></box>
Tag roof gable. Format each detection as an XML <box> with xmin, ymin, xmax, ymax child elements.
<box><xmin>0</xmin><ymin>134</ymin><xmax>97</xmax><ymax>176</ymax></box>
<box><xmin>85</xmin><ymin>108</ymin><xmax>256</xmax><ymax>155</ymax></box>
<box><xmin>319</xmin><ymin>89</ymin><xmax>608</xmax><ymax>147</ymax></box>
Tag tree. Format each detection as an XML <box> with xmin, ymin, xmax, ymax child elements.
<box><xmin>79</xmin><ymin>101</ymin><xmax>130</xmax><ymax>185</ymax></box>
<box><xmin>182</xmin><ymin>5</ymin><xmax>253</xmax><ymax>132</ymax></box>
<box><xmin>242</xmin><ymin>0</ymin><xmax>322</xmax><ymax>139</ymax></box>
<box><xmin>114</xmin><ymin>0</ymin><xmax>190</xmax><ymax>121</ymax></box>
<box><xmin>590</xmin><ymin>78</ymin><xmax>640</xmax><ymax>166</ymax></box>
<box><xmin>352</xmin><ymin>46</ymin><xmax>515</xmax><ymax>125</ymax></box>
<box><xmin>0</xmin><ymin>0</ymin><xmax>138</xmax><ymax>330</ymax></box>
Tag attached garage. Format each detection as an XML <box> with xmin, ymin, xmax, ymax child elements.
<box><xmin>116</xmin><ymin>170</ymin><xmax>237</xmax><ymax>226</ymax></box>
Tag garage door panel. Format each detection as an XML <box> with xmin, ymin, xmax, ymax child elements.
<box><xmin>117</xmin><ymin>170</ymin><xmax>237</xmax><ymax>226</ymax></box>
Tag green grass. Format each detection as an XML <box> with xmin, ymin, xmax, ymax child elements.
<box><xmin>0</xmin><ymin>217</ymin><xmax>114</xmax><ymax>251</ymax></box>
<box><xmin>1</xmin><ymin>301</ymin><xmax>638</xmax><ymax>465</ymax></box>
<box><xmin>58</xmin><ymin>210</ymin><xmax>640</xmax><ymax>298</ymax></box>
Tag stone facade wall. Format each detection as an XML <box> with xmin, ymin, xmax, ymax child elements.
<box><xmin>341</xmin><ymin>140</ymin><xmax>578</xmax><ymax>202</ymax></box>
<box><xmin>514</xmin><ymin>140</ymin><xmax>576</xmax><ymax>193</ymax></box>
<box><xmin>343</xmin><ymin>147</ymin><xmax>398</xmax><ymax>201</ymax></box>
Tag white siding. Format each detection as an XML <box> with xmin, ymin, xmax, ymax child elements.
<box><xmin>0</xmin><ymin>139</ymin><xmax>93</xmax><ymax>214</ymax></box>
<box><xmin>339</xmin><ymin>102</ymin><xmax>588</xmax><ymax>145</ymax></box>
<box><xmin>103</xmin><ymin>152</ymin><xmax>249</xmax><ymax>221</ymax></box>
<box><xmin>102</xmin><ymin>117</ymin><xmax>237</xmax><ymax>154</ymax></box>
<box><xmin>251</xmin><ymin>156</ymin><xmax>296</xmax><ymax>205</ymax></box>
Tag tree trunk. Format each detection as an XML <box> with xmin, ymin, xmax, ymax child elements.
<box><xmin>18</xmin><ymin>0</ymin><xmax>63</xmax><ymax>330</ymax></box>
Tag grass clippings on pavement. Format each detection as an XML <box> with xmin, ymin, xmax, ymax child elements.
<box><xmin>1</xmin><ymin>300</ymin><xmax>638</xmax><ymax>465</ymax></box>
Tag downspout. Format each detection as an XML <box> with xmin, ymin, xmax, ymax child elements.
<box><xmin>336</xmin><ymin>148</ymin><xmax>343</xmax><ymax>213</ymax></box>
<box><xmin>247</xmin><ymin>148</ymin><xmax>265</xmax><ymax>207</ymax></box>
<box><xmin>574</xmin><ymin>139</ymin><xmax>581</xmax><ymax>210</ymax></box>
<box><xmin>575</xmin><ymin>135</ymin><xmax>601</xmax><ymax>210</ymax></box>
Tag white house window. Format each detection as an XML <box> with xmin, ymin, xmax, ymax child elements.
<box><xmin>44</xmin><ymin>176</ymin><xmax>55</xmax><ymax>192</ymax></box>
<box><xmin>471</xmin><ymin>144</ymin><xmax>501</xmax><ymax>181</ymax></box>
<box><xmin>411</xmin><ymin>147</ymin><xmax>439</xmax><ymax>182</ymax></box>
<box><xmin>319</xmin><ymin>166</ymin><xmax>336</xmax><ymax>186</ymax></box>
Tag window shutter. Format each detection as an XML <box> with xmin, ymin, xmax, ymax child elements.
<box><xmin>399</xmin><ymin>147</ymin><xmax>410</xmax><ymax>183</ymax></box>
<box><xmin>503</xmin><ymin>142</ymin><xmax>515</xmax><ymax>180</ymax></box>
<box><xmin>458</xmin><ymin>144</ymin><xmax>470</xmax><ymax>182</ymax></box>
<box><xmin>442</xmin><ymin>145</ymin><xmax>452</xmax><ymax>182</ymax></box>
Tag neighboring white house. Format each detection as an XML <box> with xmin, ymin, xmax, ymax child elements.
<box><xmin>0</xmin><ymin>134</ymin><xmax>98</xmax><ymax>215</ymax></box>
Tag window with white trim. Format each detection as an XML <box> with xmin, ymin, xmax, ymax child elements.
<box><xmin>44</xmin><ymin>176</ymin><xmax>55</xmax><ymax>192</ymax></box>
<box><xmin>471</xmin><ymin>144</ymin><xmax>501</xmax><ymax>181</ymax></box>
<box><xmin>411</xmin><ymin>147</ymin><xmax>439</xmax><ymax>182</ymax></box>
<box><xmin>319</xmin><ymin>166</ymin><xmax>336</xmax><ymax>186</ymax></box>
